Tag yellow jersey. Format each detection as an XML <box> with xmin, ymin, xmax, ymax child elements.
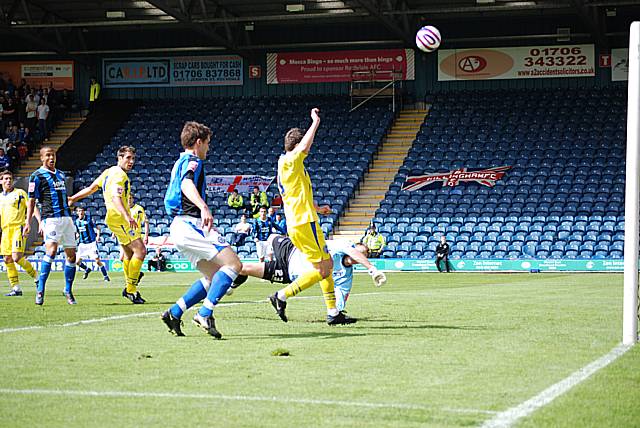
<box><xmin>0</xmin><ymin>188</ymin><xmax>28</xmax><ymax>229</ymax></box>
<box><xmin>130</xmin><ymin>203</ymin><xmax>146</xmax><ymax>233</ymax></box>
<box><xmin>277</xmin><ymin>150</ymin><xmax>318</xmax><ymax>227</ymax></box>
<box><xmin>92</xmin><ymin>165</ymin><xmax>130</xmax><ymax>224</ymax></box>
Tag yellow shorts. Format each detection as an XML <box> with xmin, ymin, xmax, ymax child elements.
<box><xmin>288</xmin><ymin>222</ymin><xmax>330</xmax><ymax>264</ymax></box>
<box><xmin>108</xmin><ymin>220</ymin><xmax>141</xmax><ymax>246</ymax></box>
<box><xmin>1</xmin><ymin>225</ymin><xmax>26</xmax><ymax>255</ymax></box>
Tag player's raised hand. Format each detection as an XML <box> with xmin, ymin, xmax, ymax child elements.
<box><xmin>201</xmin><ymin>206</ymin><xmax>214</xmax><ymax>232</ymax></box>
<box><xmin>311</xmin><ymin>108</ymin><xmax>320</xmax><ymax>122</ymax></box>
<box><xmin>317</xmin><ymin>205</ymin><xmax>332</xmax><ymax>215</ymax></box>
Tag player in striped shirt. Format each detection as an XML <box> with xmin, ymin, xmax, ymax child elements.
<box><xmin>74</xmin><ymin>206</ymin><xmax>110</xmax><ymax>282</ymax></box>
<box><xmin>26</xmin><ymin>147</ymin><xmax>78</xmax><ymax>305</ymax></box>
<box><xmin>253</xmin><ymin>206</ymin><xmax>274</xmax><ymax>262</ymax></box>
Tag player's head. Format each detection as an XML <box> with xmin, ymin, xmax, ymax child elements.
<box><xmin>284</xmin><ymin>128</ymin><xmax>304</xmax><ymax>152</ymax></box>
<box><xmin>0</xmin><ymin>170</ymin><xmax>14</xmax><ymax>192</ymax></box>
<box><xmin>440</xmin><ymin>235</ymin><xmax>446</xmax><ymax>243</ymax></box>
<box><xmin>259</xmin><ymin>206</ymin><xmax>267</xmax><ymax>219</ymax></box>
<box><xmin>128</xmin><ymin>193</ymin><xmax>134</xmax><ymax>208</ymax></box>
<box><xmin>117</xmin><ymin>146</ymin><xmax>136</xmax><ymax>172</ymax></box>
<box><xmin>40</xmin><ymin>146</ymin><xmax>56</xmax><ymax>169</ymax></box>
<box><xmin>344</xmin><ymin>243</ymin><xmax>369</xmax><ymax>267</ymax></box>
<box><xmin>181</xmin><ymin>121</ymin><xmax>211</xmax><ymax>160</ymax></box>
<box><xmin>75</xmin><ymin>206</ymin><xmax>85</xmax><ymax>219</ymax></box>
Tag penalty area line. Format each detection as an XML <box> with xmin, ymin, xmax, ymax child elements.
<box><xmin>0</xmin><ymin>387</ymin><xmax>496</xmax><ymax>415</ymax></box>
<box><xmin>479</xmin><ymin>343</ymin><xmax>632</xmax><ymax>428</ymax></box>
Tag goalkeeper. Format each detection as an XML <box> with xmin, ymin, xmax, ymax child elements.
<box><xmin>231</xmin><ymin>235</ymin><xmax>386</xmax><ymax>314</ymax></box>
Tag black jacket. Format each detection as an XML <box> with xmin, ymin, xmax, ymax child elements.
<box><xmin>436</xmin><ymin>242</ymin><xmax>449</xmax><ymax>256</ymax></box>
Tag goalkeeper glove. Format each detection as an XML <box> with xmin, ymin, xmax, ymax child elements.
<box><xmin>368</xmin><ymin>267</ymin><xmax>387</xmax><ymax>287</ymax></box>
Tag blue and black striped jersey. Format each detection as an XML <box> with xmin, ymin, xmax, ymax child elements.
<box><xmin>75</xmin><ymin>213</ymin><xmax>97</xmax><ymax>244</ymax></box>
<box><xmin>164</xmin><ymin>153</ymin><xmax>206</xmax><ymax>217</ymax></box>
<box><xmin>28</xmin><ymin>167</ymin><xmax>71</xmax><ymax>219</ymax></box>
<box><xmin>253</xmin><ymin>218</ymin><xmax>273</xmax><ymax>241</ymax></box>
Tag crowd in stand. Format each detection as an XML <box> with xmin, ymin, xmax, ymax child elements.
<box><xmin>0</xmin><ymin>77</ymin><xmax>75</xmax><ymax>172</ymax></box>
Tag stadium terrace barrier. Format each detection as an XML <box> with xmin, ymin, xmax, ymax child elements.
<box><xmin>0</xmin><ymin>258</ymin><xmax>624</xmax><ymax>273</ymax></box>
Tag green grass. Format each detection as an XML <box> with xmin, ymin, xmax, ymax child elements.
<box><xmin>0</xmin><ymin>271</ymin><xmax>637</xmax><ymax>427</ymax></box>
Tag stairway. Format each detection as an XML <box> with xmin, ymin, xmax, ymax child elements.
<box><xmin>332</xmin><ymin>108</ymin><xmax>428</xmax><ymax>242</ymax></box>
<box><xmin>16</xmin><ymin>113</ymin><xmax>85</xmax><ymax>178</ymax></box>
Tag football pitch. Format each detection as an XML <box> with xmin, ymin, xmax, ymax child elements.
<box><xmin>0</xmin><ymin>272</ymin><xmax>638</xmax><ymax>427</ymax></box>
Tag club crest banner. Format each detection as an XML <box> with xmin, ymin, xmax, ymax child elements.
<box><xmin>206</xmin><ymin>175</ymin><xmax>275</xmax><ymax>194</ymax></box>
<box><xmin>402</xmin><ymin>166</ymin><xmax>511</xmax><ymax>191</ymax></box>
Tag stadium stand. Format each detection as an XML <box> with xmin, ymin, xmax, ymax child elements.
<box><xmin>35</xmin><ymin>96</ymin><xmax>394</xmax><ymax>259</ymax></box>
<box><xmin>373</xmin><ymin>87</ymin><xmax>627</xmax><ymax>260</ymax></box>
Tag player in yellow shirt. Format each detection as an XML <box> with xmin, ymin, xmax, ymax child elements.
<box><xmin>0</xmin><ymin>171</ymin><xmax>38</xmax><ymax>296</ymax></box>
<box><xmin>270</xmin><ymin>108</ymin><xmax>355</xmax><ymax>325</ymax></box>
<box><xmin>69</xmin><ymin>146</ymin><xmax>147</xmax><ymax>304</ymax></box>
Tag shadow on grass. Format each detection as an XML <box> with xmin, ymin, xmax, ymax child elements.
<box><xmin>234</xmin><ymin>331</ymin><xmax>367</xmax><ymax>340</ymax></box>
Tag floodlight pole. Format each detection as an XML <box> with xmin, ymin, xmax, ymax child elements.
<box><xmin>623</xmin><ymin>21</ymin><xmax>640</xmax><ymax>346</ymax></box>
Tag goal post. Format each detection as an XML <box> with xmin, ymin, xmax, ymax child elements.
<box><xmin>623</xmin><ymin>21</ymin><xmax>640</xmax><ymax>345</ymax></box>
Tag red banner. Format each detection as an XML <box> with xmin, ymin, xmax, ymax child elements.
<box><xmin>267</xmin><ymin>49</ymin><xmax>414</xmax><ymax>84</ymax></box>
<box><xmin>402</xmin><ymin>166</ymin><xmax>512</xmax><ymax>191</ymax></box>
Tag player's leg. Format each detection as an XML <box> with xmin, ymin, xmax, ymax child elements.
<box><xmin>335</xmin><ymin>286</ymin><xmax>350</xmax><ymax>312</ymax></box>
<box><xmin>95</xmin><ymin>258</ymin><xmax>110</xmax><ymax>281</ymax></box>
<box><xmin>76</xmin><ymin>245</ymin><xmax>92</xmax><ymax>278</ymax></box>
<box><xmin>13</xmin><ymin>254</ymin><xmax>37</xmax><ymax>283</ymax></box>
<box><xmin>4</xmin><ymin>255</ymin><xmax>21</xmax><ymax>296</ymax></box>
<box><xmin>62</xmin><ymin>247</ymin><xmax>77</xmax><ymax>304</ymax></box>
<box><xmin>37</xmin><ymin>218</ymin><xmax>61</xmax><ymax>304</ymax></box>
<box><xmin>196</xmin><ymin>247</ymin><xmax>241</xmax><ymax>320</ymax></box>
<box><xmin>121</xmin><ymin>239</ymin><xmax>146</xmax><ymax>303</ymax></box>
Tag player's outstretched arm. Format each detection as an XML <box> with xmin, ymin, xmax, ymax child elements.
<box><xmin>180</xmin><ymin>179</ymin><xmax>213</xmax><ymax>231</ymax></box>
<box><xmin>69</xmin><ymin>183</ymin><xmax>100</xmax><ymax>205</ymax></box>
<box><xmin>296</xmin><ymin>108</ymin><xmax>321</xmax><ymax>154</ymax></box>
<box><xmin>345</xmin><ymin>246</ymin><xmax>387</xmax><ymax>287</ymax></box>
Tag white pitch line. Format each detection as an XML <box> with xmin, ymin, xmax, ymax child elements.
<box><xmin>479</xmin><ymin>343</ymin><xmax>633</xmax><ymax>428</ymax></box>
<box><xmin>0</xmin><ymin>387</ymin><xmax>495</xmax><ymax>415</ymax></box>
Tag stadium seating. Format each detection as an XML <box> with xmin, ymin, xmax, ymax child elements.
<box><xmin>50</xmin><ymin>96</ymin><xmax>394</xmax><ymax>259</ymax></box>
<box><xmin>374</xmin><ymin>87</ymin><xmax>627</xmax><ymax>259</ymax></box>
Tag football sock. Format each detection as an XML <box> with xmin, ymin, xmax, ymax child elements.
<box><xmin>16</xmin><ymin>258</ymin><xmax>37</xmax><ymax>279</ymax></box>
<box><xmin>282</xmin><ymin>269</ymin><xmax>323</xmax><ymax>299</ymax></box>
<box><xmin>37</xmin><ymin>255</ymin><xmax>53</xmax><ymax>294</ymax></box>
<box><xmin>170</xmin><ymin>277</ymin><xmax>210</xmax><ymax>319</ymax></box>
<box><xmin>99</xmin><ymin>265</ymin><xmax>108</xmax><ymax>277</ymax></box>
<box><xmin>319</xmin><ymin>276</ymin><xmax>337</xmax><ymax>312</ymax></box>
<box><xmin>5</xmin><ymin>261</ymin><xmax>19</xmax><ymax>288</ymax></box>
<box><xmin>126</xmin><ymin>257</ymin><xmax>143</xmax><ymax>293</ymax></box>
<box><xmin>198</xmin><ymin>266</ymin><xmax>238</xmax><ymax>318</ymax></box>
<box><xmin>77</xmin><ymin>260</ymin><xmax>89</xmax><ymax>272</ymax></box>
<box><xmin>64</xmin><ymin>262</ymin><xmax>76</xmax><ymax>294</ymax></box>
<box><xmin>123</xmin><ymin>258</ymin><xmax>130</xmax><ymax>283</ymax></box>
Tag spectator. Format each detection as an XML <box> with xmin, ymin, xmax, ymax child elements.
<box><xmin>232</xmin><ymin>214</ymin><xmax>252</xmax><ymax>247</ymax></box>
<box><xmin>60</xmin><ymin>89</ymin><xmax>73</xmax><ymax>114</ymax></box>
<box><xmin>253</xmin><ymin>206</ymin><xmax>273</xmax><ymax>262</ymax></box>
<box><xmin>0</xmin><ymin>149</ymin><xmax>10</xmax><ymax>170</ymax></box>
<box><xmin>5</xmin><ymin>142</ymin><xmax>19</xmax><ymax>171</ymax></box>
<box><xmin>274</xmin><ymin>212</ymin><xmax>287</xmax><ymax>235</ymax></box>
<box><xmin>435</xmin><ymin>236</ymin><xmax>451</xmax><ymax>273</ymax></box>
<box><xmin>37</xmin><ymin>97</ymin><xmax>49</xmax><ymax>141</ymax></box>
<box><xmin>20</xmin><ymin>126</ymin><xmax>33</xmax><ymax>152</ymax></box>
<box><xmin>361</xmin><ymin>224</ymin><xmax>386</xmax><ymax>258</ymax></box>
<box><xmin>3</xmin><ymin>96</ymin><xmax>16</xmax><ymax>128</ymax></box>
<box><xmin>250</xmin><ymin>185</ymin><xmax>269</xmax><ymax>218</ymax></box>
<box><xmin>25</xmin><ymin>94</ymin><xmax>37</xmax><ymax>131</ymax></box>
<box><xmin>227</xmin><ymin>189</ymin><xmax>244</xmax><ymax>212</ymax></box>
<box><xmin>267</xmin><ymin>206</ymin><xmax>277</xmax><ymax>223</ymax></box>
<box><xmin>89</xmin><ymin>76</ymin><xmax>100</xmax><ymax>115</ymax></box>
<box><xmin>147</xmin><ymin>247</ymin><xmax>167</xmax><ymax>272</ymax></box>
<box><xmin>17</xmin><ymin>142</ymin><xmax>28</xmax><ymax>161</ymax></box>
<box><xmin>6</xmin><ymin>125</ymin><xmax>17</xmax><ymax>144</ymax></box>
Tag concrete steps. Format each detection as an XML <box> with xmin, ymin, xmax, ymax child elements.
<box><xmin>332</xmin><ymin>108</ymin><xmax>428</xmax><ymax>242</ymax></box>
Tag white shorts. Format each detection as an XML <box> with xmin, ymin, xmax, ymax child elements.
<box><xmin>170</xmin><ymin>216</ymin><xmax>230</xmax><ymax>266</ymax></box>
<box><xmin>43</xmin><ymin>217</ymin><xmax>77</xmax><ymax>248</ymax></box>
<box><xmin>77</xmin><ymin>242</ymin><xmax>99</xmax><ymax>260</ymax></box>
<box><xmin>255</xmin><ymin>240</ymin><xmax>271</xmax><ymax>259</ymax></box>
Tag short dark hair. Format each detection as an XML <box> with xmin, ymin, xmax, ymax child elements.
<box><xmin>117</xmin><ymin>146</ymin><xmax>136</xmax><ymax>157</ymax></box>
<box><xmin>232</xmin><ymin>189</ymin><xmax>239</xmax><ymax>193</ymax></box>
<box><xmin>181</xmin><ymin>121</ymin><xmax>212</xmax><ymax>149</ymax></box>
<box><xmin>284</xmin><ymin>128</ymin><xmax>304</xmax><ymax>152</ymax></box>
